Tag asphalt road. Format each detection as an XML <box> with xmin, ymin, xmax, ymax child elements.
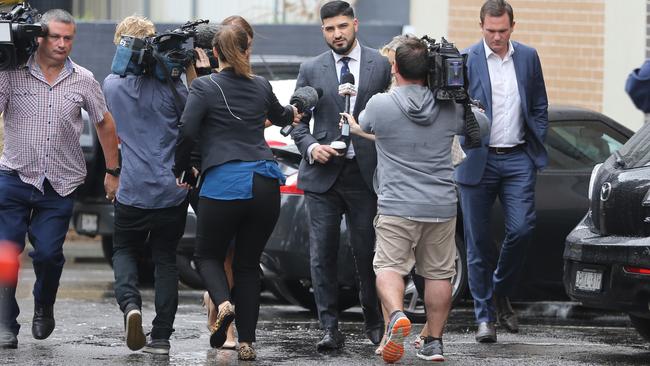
<box><xmin>1</xmin><ymin>237</ymin><xmax>649</xmax><ymax>365</ymax></box>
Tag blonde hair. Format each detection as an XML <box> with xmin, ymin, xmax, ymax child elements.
<box><xmin>114</xmin><ymin>15</ymin><xmax>155</xmax><ymax>45</ymax></box>
<box><xmin>381</xmin><ymin>34</ymin><xmax>418</xmax><ymax>58</ymax></box>
<box><xmin>213</xmin><ymin>25</ymin><xmax>252</xmax><ymax>79</ymax></box>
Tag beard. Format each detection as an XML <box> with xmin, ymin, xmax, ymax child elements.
<box><xmin>328</xmin><ymin>33</ymin><xmax>357</xmax><ymax>55</ymax></box>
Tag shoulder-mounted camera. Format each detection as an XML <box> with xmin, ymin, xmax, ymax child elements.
<box><xmin>420</xmin><ymin>36</ymin><xmax>468</xmax><ymax>102</ymax></box>
<box><xmin>111</xmin><ymin>19</ymin><xmax>209</xmax><ymax>81</ymax></box>
<box><xmin>0</xmin><ymin>1</ymin><xmax>43</xmax><ymax>71</ymax></box>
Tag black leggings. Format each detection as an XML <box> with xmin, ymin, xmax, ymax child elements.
<box><xmin>194</xmin><ymin>174</ymin><xmax>280</xmax><ymax>343</ymax></box>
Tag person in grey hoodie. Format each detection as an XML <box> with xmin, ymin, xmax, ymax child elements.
<box><xmin>343</xmin><ymin>37</ymin><xmax>488</xmax><ymax>363</ymax></box>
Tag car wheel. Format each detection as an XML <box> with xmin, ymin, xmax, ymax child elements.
<box><xmin>629</xmin><ymin>314</ymin><xmax>650</xmax><ymax>342</ymax></box>
<box><xmin>102</xmin><ymin>235</ymin><xmax>154</xmax><ymax>286</ymax></box>
<box><xmin>403</xmin><ymin>233</ymin><xmax>468</xmax><ymax>323</ymax></box>
<box><xmin>176</xmin><ymin>251</ymin><xmax>204</xmax><ymax>289</ymax></box>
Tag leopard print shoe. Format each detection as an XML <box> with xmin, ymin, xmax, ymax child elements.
<box><xmin>238</xmin><ymin>344</ymin><xmax>256</xmax><ymax>361</ymax></box>
<box><xmin>209</xmin><ymin>302</ymin><xmax>235</xmax><ymax>348</ymax></box>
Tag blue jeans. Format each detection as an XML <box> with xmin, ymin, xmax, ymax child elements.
<box><xmin>112</xmin><ymin>200</ymin><xmax>188</xmax><ymax>340</ymax></box>
<box><xmin>0</xmin><ymin>170</ymin><xmax>74</xmax><ymax>335</ymax></box>
<box><xmin>459</xmin><ymin>150</ymin><xmax>537</xmax><ymax>323</ymax></box>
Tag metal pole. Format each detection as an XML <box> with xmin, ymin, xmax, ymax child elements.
<box><xmin>143</xmin><ymin>0</ymin><xmax>150</xmax><ymax>19</ymax></box>
<box><xmin>273</xmin><ymin>0</ymin><xmax>279</xmax><ymax>24</ymax></box>
<box><xmin>191</xmin><ymin>0</ymin><xmax>197</xmax><ymax>19</ymax></box>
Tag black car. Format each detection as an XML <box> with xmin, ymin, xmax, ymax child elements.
<box><xmin>262</xmin><ymin>105</ymin><xmax>633</xmax><ymax>321</ymax></box>
<box><xmin>563</xmin><ymin>121</ymin><xmax>650</xmax><ymax>342</ymax></box>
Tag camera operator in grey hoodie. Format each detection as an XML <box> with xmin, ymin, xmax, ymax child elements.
<box><xmin>342</xmin><ymin>37</ymin><xmax>488</xmax><ymax>363</ymax></box>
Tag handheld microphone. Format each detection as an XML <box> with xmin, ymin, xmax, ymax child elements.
<box><xmin>338</xmin><ymin>73</ymin><xmax>356</xmax><ymax>137</ymax></box>
<box><xmin>280</xmin><ymin>86</ymin><xmax>323</xmax><ymax>136</ymax></box>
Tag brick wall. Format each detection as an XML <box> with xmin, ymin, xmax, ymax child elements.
<box><xmin>448</xmin><ymin>0</ymin><xmax>605</xmax><ymax>112</ymax></box>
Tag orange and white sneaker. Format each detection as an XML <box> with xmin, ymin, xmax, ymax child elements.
<box><xmin>382</xmin><ymin>310</ymin><xmax>411</xmax><ymax>364</ymax></box>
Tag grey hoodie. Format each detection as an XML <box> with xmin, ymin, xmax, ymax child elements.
<box><xmin>359</xmin><ymin>84</ymin><xmax>487</xmax><ymax>218</ymax></box>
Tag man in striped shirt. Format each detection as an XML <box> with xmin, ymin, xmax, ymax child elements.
<box><xmin>0</xmin><ymin>9</ymin><xmax>119</xmax><ymax>349</ymax></box>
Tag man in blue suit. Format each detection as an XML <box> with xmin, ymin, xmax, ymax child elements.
<box><xmin>455</xmin><ymin>0</ymin><xmax>548</xmax><ymax>343</ymax></box>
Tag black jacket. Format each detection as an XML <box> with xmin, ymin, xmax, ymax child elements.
<box><xmin>174</xmin><ymin>68</ymin><xmax>293</xmax><ymax>176</ymax></box>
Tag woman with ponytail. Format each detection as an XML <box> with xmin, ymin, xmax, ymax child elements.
<box><xmin>173</xmin><ymin>24</ymin><xmax>301</xmax><ymax>361</ymax></box>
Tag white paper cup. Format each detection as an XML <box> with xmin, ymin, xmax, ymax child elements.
<box><xmin>330</xmin><ymin>141</ymin><xmax>347</xmax><ymax>154</ymax></box>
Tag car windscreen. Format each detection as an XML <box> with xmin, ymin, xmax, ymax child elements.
<box><xmin>615</xmin><ymin>121</ymin><xmax>650</xmax><ymax>168</ymax></box>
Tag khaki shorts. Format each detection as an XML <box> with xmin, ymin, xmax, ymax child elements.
<box><xmin>373</xmin><ymin>215</ymin><xmax>456</xmax><ymax>280</ymax></box>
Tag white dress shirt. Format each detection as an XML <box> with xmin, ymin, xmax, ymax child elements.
<box><xmin>483</xmin><ymin>39</ymin><xmax>525</xmax><ymax>148</ymax></box>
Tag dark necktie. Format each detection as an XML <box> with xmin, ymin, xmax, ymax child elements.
<box><xmin>339</xmin><ymin>56</ymin><xmax>350</xmax><ymax>81</ymax></box>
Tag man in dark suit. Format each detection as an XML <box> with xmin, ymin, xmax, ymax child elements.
<box><xmin>455</xmin><ymin>0</ymin><xmax>548</xmax><ymax>343</ymax></box>
<box><xmin>291</xmin><ymin>0</ymin><xmax>391</xmax><ymax>351</ymax></box>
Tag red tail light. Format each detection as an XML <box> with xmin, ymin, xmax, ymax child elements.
<box><xmin>267</xmin><ymin>140</ymin><xmax>287</xmax><ymax>147</ymax></box>
<box><xmin>623</xmin><ymin>266</ymin><xmax>650</xmax><ymax>275</ymax></box>
<box><xmin>280</xmin><ymin>174</ymin><xmax>303</xmax><ymax>195</ymax></box>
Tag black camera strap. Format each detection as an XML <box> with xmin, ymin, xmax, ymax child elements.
<box><xmin>153</xmin><ymin>51</ymin><xmax>186</xmax><ymax>123</ymax></box>
<box><xmin>462</xmin><ymin>102</ymin><xmax>482</xmax><ymax>149</ymax></box>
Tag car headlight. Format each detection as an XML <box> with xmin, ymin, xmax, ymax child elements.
<box><xmin>587</xmin><ymin>163</ymin><xmax>602</xmax><ymax>202</ymax></box>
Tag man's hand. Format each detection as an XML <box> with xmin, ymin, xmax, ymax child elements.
<box><xmin>104</xmin><ymin>174</ymin><xmax>119</xmax><ymax>202</ymax></box>
<box><xmin>311</xmin><ymin>144</ymin><xmax>340</xmax><ymax>164</ymax></box>
<box><xmin>194</xmin><ymin>47</ymin><xmax>211</xmax><ymax>69</ymax></box>
<box><xmin>95</xmin><ymin>112</ymin><xmax>120</xmax><ymax>198</ymax></box>
<box><xmin>176</xmin><ymin>167</ymin><xmax>200</xmax><ymax>190</ymax></box>
<box><xmin>291</xmin><ymin>105</ymin><xmax>304</xmax><ymax>124</ymax></box>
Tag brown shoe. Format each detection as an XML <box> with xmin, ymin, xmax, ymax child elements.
<box><xmin>238</xmin><ymin>344</ymin><xmax>256</xmax><ymax>361</ymax></box>
<box><xmin>209</xmin><ymin>302</ymin><xmax>235</xmax><ymax>348</ymax></box>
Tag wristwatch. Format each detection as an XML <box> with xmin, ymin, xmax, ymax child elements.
<box><xmin>105</xmin><ymin>167</ymin><xmax>121</xmax><ymax>177</ymax></box>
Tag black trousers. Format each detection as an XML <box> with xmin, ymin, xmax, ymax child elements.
<box><xmin>305</xmin><ymin>159</ymin><xmax>382</xmax><ymax>331</ymax></box>
<box><xmin>194</xmin><ymin>174</ymin><xmax>280</xmax><ymax>343</ymax></box>
<box><xmin>112</xmin><ymin>199</ymin><xmax>188</xmax><ymax>340</ymax></box>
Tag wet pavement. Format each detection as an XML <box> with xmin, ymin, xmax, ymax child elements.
<box><xmin>1</xmin><ymin>238</ymin><xmax>649</xmax><ymax>365</ymax></box>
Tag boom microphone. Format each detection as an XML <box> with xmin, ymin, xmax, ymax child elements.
<box><xmin>194</xmin><ymin>24</ymin><xmax>220</xmax><ymax>69</ymax></box>
<box><xmin>194</xmin><ymin>24</ymin><xmax>219</xmax><ymax>49</ymax></box>
<box><xmin>280</xmin><ymin>86</ymin><xmax>323</xmax><ymax>136</ymax></box>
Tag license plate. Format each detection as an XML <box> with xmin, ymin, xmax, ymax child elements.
<box><xmin>575</xmin><ymin>269</ymin><xmax>603</xmax><ymax>292</ymax></box>
<box><xmin>79</xmin><ymin>213</ymin><xmax>98</xmax><ymax>233</ymax></box>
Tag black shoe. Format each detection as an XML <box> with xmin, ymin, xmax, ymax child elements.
<box><xmin>495</xmin><ymin>296</ymin><xmax>519</xmax><ymax>333</ymax></box>
<box><xmin>317</xmin><ymin>328</ymin><xmax>345</xmax><ymax>351</ymax></box>
<box><xmin>124</xmin><ymin>305</ymin><xmax>146</xmax><ymax>351</ymax></box>
<box><xmin>0</xmin><ymin>330</ymin><xmax>17</xmax><ymax>349</ymax></box>
<box><xmin>32</xmin><ymin>302</ymin><xmax>55</xmax><ymax>340</ymax></box>
<box><xmin>142</xmin><ymin>337</ymin><xmax>170</xmax><ymax>355</ymax></box>
<box><xmin>365</xmin><ymin>324</ymin><xmax>383</xmax><ymax>346</ymax></box>
<box><xmin>209</xmin><ymin>302</ymin><xmax>235</xmax><ymax>348</ymax></box>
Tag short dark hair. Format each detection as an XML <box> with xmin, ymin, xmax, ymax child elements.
<box><xmin>480</xmin><ymin>0</ymin><xmax>514</xmax><ymax>25</ymax></box>
<box><xmin>394</xmin><ymin>38</ymin><xmax>428</xmax><ymax>81</ymax></box>
<box><xmin>320</xmin><ymin>1</ymin><xmax>354</xmax><ymax>21</ymax></box>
